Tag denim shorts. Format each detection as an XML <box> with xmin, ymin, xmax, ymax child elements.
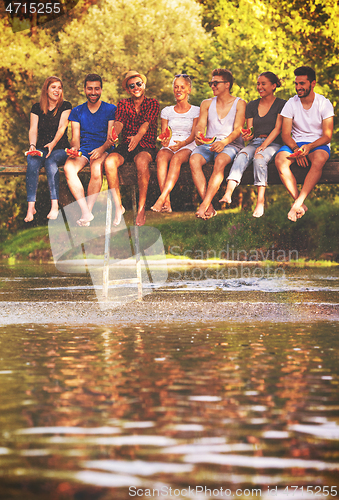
<box><xmin>191</xmin><ymin>143</ymin><xmax>240</xmax><ymax>162</ymax></box>
<box><xmin>278</xmin><ymin>142</ymin><xmax>331</xmax><ymax>158</ymax></box>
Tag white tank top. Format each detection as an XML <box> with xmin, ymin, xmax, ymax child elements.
<box><xmin>206</xmin><ymin>96</ymin><xmax>243</xmax><ymax>148</ymax></box>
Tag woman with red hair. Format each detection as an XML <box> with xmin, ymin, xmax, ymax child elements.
<box><xmin>25</xmin><ymin>76</ymin><xmax>71</xmax><ymax>222</ymax></box>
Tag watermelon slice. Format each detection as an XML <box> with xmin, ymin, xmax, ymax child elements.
<box><xmin>111</xmin><ymin>126</ymin><xmax>118</xmax><ymax>143</ymax></box>
<box><xmin>288</xmin><ymin>149</ymin><xmax>303</xmax><ymax>159</ymax></box>
<box><xmin>157</xmin><ymin>126</ymin><xmax>172</xmax><ymax>142</ymax></box>
<box><xmin>65</xmin><ymin>148</ymin><xmax>82</xmax><ymax>157</ymax></box>
<box><xmin>197</xmin><ymin>132</ymin><xmax>216</xmax><ymax>145</ymax></box>
<box><xmin>25</xmin><ymin>150</ymin><xmax>43</xmax><ymax>157</ymax></box>
<box><xmin>241</xmin><ymin>126</ymin><xmax>254</xmax><ymax>135</ymax></box>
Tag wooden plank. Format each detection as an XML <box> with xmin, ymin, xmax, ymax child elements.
<box><xmin>0</xmin><ymin>160</ymin><xmax>338</xmax><ymax>185</ymax></box>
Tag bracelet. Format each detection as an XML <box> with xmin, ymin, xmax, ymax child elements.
<box><xmin>30</xmin><ymin>144</ymin><xmax>36</xmax><ymax>147</ymax></box>
<box><xmin>293</xmin><ymin>145</ymin><xmax>299</xmax><ymax>151</ymax></box>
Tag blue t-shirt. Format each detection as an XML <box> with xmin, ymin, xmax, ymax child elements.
<box><xmin>69</xmin><ymin>101</ymin><xmax>117</xmax><ymax>153</ymax></box>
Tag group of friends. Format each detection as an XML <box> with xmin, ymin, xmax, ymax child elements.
<box><xmin>25</xmin><ymin>66</ymin><xmax>334</xmax><ymax>226</ymax></box>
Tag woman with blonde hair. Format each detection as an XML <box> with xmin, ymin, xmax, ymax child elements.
<box><xmin>151</xmin><ymin>74</ymin><xmax>200</xmax><ymax>213</ymax></box>
<box><xmin>25</xmin><ymin>76</ymin><xmax>72</xmax><ymax>221</ymax></box>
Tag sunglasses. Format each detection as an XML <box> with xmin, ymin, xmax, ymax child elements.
<box><xmin>128</xmin><ymin>81</ymin><xmax>143</xmax><ymax>90</ymax></box>
<box><xmin>208</xmin><ymin>81</ymin><xmax>226</xmax><ymax>87</ymax></box>
<box><xmin>175</xmin><ymin>74</ymin><xmax>190</xmax><ymax>79</ymax></box>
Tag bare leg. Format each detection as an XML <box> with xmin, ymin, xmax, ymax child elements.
<box><xmin>47</xmin><ymin>199</ymin><xmax>59</xmax><ymax>220</ymax></box>
<box><xmin>152</xmin><ymin>149</ymin><xmax>173</xmax><ymax>212</ymax></box>
<box><xmin>24</xmin><ymin>201</ymin><xmax>36</xmax><ymax>222</ymax></box>
<box><xmin>196</xmin><ymin>153</ymin><xmax>231</xmax><ymax>219</ymax></box>
<box><xmin>87</xmin><ymin>153</ymin><xmax>107</xmax><ymax>213</ymax></box>
<box><xmin>275</xmin><ymin>151</ymin><xmax>300</xmax><ymax>200</ymax></box>
<box><xmin>220</xmin><ymin>179</ymin><xmax>237</xmax><ymax>204</ymax></box>
<box><xmin>287</xmin><ymin>150</ymin><xmax>328</xmax><ymax>221</ymax></box>
<box><xmin>253</xmin><ymin>186</ymin><xmax>266</xmax><ymax>217</ymax></box>
<box><xmin>135</xmin><ymin>151</ymin><xmax>152</xmax><ymax>226</ymax></box>
<box><xmin>152</xmin><ymin>149</ymin><xmax>190</xmax><ymax>213</ymax></box>
<box><xmin>64</xmin><ymin>156</ymin><xmax>93</xmax><ymax>222</ymax></box>
<box><xmin>190</xmin><ymin>153</ymin><xmax>209</xmax><ymax>215</ymax></box>
<box><xmin>104</xmin><ymin>152</ymin><xmax>125</xmax><ymax>226</ymax></box>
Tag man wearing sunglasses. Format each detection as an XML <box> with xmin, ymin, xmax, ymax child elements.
<box><xmin>104</xmin><ymin>70</ymin><xmax>159</xmax><ymax>226</ymax></box>
<box><xmin>190</xmin><ymin>68</ymin><xmax>246</xmax><ymax>219</ymax></box>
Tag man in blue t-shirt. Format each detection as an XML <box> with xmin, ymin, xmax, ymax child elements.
<box><xmin>64</xmin><ymin>73</ymin><xmax>116</xmax><ymax>226</ymax></box>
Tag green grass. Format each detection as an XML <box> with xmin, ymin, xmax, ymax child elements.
<box><xmin>0</xmin><ymin>226</ymin><xmax>50</xmax><ymax>258</ymax></box>
<box><xmin>1</xmin><ymin>199</ymin><xmax>338</xmax><ymax>265</ymax></box>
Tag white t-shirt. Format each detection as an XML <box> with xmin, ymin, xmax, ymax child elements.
<box><xmin>160</xmin><ymin>105</ymin><xmax>200</xmax><ymax>151</ymax></box>
<box><xmin>281</xmin><ymin>93</ymin><xmax>334</xmax><ymax>146</ymax></box>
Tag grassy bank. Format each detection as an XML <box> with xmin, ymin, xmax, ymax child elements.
<box><xmin>0</xmin><ymin>197</ymin><xmax>338</xmax><ymax>262</ymax></box>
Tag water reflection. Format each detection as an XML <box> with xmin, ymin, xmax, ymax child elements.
<box><xmin>0</xmin><ymin>323</ymin><xmax>338</xmax><ymax>499</ymax></box>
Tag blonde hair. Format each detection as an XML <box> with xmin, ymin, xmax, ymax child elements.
<box><xmin>39</xmin><ymin>76</ymin><xmax>64</xmax><ymax>115</ymax></box>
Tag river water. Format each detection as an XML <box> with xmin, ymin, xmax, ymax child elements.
<box><xmin>0</xmin><ymin>262</ymin><xmax>338</xmax><ymax>499</ymax></box>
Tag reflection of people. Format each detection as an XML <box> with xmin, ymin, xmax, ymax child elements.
<box><xmin>275</xmin><ymin>66</ymin><xmax>334</xmax><ymax>221</ymax></box>
<box><xmin>221</xmin><ymin>72</ymin><xmax>286</xmax><ymax>217</ymax></box>
<box><xmin>190</xmin><ymin>68</ymin><xmax>246</xmax><ymax>220</ymax></box>
<box><xmin>64</xmin><ymin>74</ymin><xmax>116</xmax><ymax>226</ymax></box>
<box><xmin>25</xmin><ymin>76</ymin><xmax>71</xmax><ymax>222</ymax></box>
<box><xmin>104</xmin><ymin>71</ymin><xmax>160</xmax><ymax>226</ymax></box>
<box><xmin>151</xmin><ymin>74</ymin><xmax>200</xmax><ymax>213</ymax></box>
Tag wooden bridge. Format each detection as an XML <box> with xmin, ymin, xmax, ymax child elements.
<box><xmin>1</xmin><ymin>159</ymin><xmax>339</xmax><ymax>185</ymax></box>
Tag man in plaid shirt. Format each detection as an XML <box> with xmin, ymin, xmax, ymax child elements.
<box><xmin>105</xmin><ymin>70</ymin><xmax>159</xmax><ymax>226</ymax></box>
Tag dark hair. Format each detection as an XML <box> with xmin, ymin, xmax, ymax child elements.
<box><xmin>84</xmin><ymin>73</ymin><xmax>103</xmax><ymax>88</ymax></box>
<box><xmin>294</xmin><ymin>66</ymin><xmax>316</xmax><ymax>83</ymax></box>
<box><xmin>212</xmin><ymin>68</ymin><xmax>233</xmax><ymax>91</ymax></box>
<box><xmin>258</xmin><ymin>71</ymin><xmax>281</xmax><ymax>90</ymax></box>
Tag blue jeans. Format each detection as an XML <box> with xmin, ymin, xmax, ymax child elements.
<box><xmin>26</xmin><ymin>148</ymin><xmax>68</xmax><ymax>202</ymax></box>
<box><xmin>227</xmin><ymin>138</ymin><xmax>281</xmax><ymax>186</ymax></box>
<box><xmin>191</xmin><ymin>143</ymin><xmax>241</xmax><ymax>163</ymax></box>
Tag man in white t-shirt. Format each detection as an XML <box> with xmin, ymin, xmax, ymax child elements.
<box><xmin>275</xmin><ymin>66</ymin><xmax>334</xmax><ymax>221</ymax></box>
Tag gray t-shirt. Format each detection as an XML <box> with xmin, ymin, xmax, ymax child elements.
<box><xmin>245</xmin><ymin>97</ymin><xmax>286</xmax><ymax>144</ymax></box>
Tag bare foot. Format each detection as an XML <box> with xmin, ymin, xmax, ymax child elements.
<box><xmin>24</xmin><ymin>207</ymin><xmax>36</xmax><ymax>222</ymax></box>
<box><xmin>219</xmin><ymin>193</ymin><xmax>232</xmax><ymax>204</ymax></box>
<box><xmin>204</xmin><ymin>208</ymin><xmax>217</xmax><ymax>219</ymax></box>
<box><xmin>47</xmin><ymin>207</ymin><xmax>59</xmax><ymax>220</ymax></box>
<box><xmin>195</xmin><ymin>206</ymin><xmax>207</xmax><ymax>219</ymax></box>
<box><xmin>253</xmin><ymin>204</ymin><xmax>264</xmax><ymax>218</ymax></box>
<box><xmin>136</xmin><ymin>207</ymin><xmax>146</xmax><ymax>226</ymax></box>
<box><xmin>113</xmin><ymin>206</ymin><xmax>125</xmax><ymax>226</ymax></box>
<box><xmin>287</xmin><ymin>205</ymin><xmax>305</xmax><ymax>222</ymax></box>
<box><xmin>161</xmin><ymin>202</ymin><xmax>172</xmax><ymax>213</ymax></box>
<box><xmin>150</xmin><ymin>200</ymin><xmax>163</xmax><ymax>213</ymax></box>
<box><xmin>76</xmin><ymin>213</ymin><xmax>94</xmax><ymax>227</ymax></box>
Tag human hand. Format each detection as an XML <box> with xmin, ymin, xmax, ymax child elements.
<box><xmin>255</xmin><ymin>145</ymin><xmax>266</xmax><ymax>155</ymax></box>
<box><xmin>44</xmin><ymin>142</ymin><xmax>54</xmax><ymax>158</ymax></box>
<box><xmin>127</xmin><ymin>135</ymin><xmax>140</xmax><ymax>152</ymax></box>
<box><xmin>210</xmin><ymin>140</ymin><xmax>225</xmax><ymax>153</ymax></box>
<box><xmin>169</xmin><ymin>140</ymin><xmax>182</xmax><ymax>152</ymax></box>
<box><xmin>89</xmin><ymin>147</ymin><xmax>103</xmax><ymax>160</ymax></box>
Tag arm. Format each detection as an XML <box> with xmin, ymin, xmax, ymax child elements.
<box><xmin>28</xmin><ymin>113</ymin><xmax>39</xmax><ymax>151</ymax></box>
<box><xmin>44</xmin><ymin>109</ymin><xmax>71</xmax><ymax>157</ymax></box>
<box><xmin>255</xmin><ymin>114</ymin><xmax>283</xmax><ymax>153</ymax></box>
<box><xmin>299</xmin><ymin>116</ymin><xmax>333</xmax><ymax>156</ymax></box>
<box><xmin>160</xmin><ymin>118</ymin><xmax>170</xmax><ymax>148</ymax></box>
<box><xmin>70</xmin><ymin>121</ymin><xmax>81</xmax><ymax>151</ymax></box>
<box><xmin>210</xmin><ymin>99</ymin><xmax>246</xmax><ymax>153</ymax></box>
<box><xmin>281</xmin><ymin>116</ymin><xmax>308</xmax><ymax>167</ymax></box>
<box><xmin>127</xmin><ymin>121</ymin><xmax>150</xmax><ymax>152</ymax></box>
<box><xmin>194</xmin><ymin>100</ymin><xmax>210</xmax><ymax>144</ymax></box>
<box><xmin>170</xmin><ymin>117</ymin><xmax>199</xmax><ymax>152</ymax></box>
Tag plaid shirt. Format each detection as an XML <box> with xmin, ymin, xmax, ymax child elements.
<box><xmin>115</xmin><ymin>96</ymin><xmax>159</xmax><ymax>148</ymax></box>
